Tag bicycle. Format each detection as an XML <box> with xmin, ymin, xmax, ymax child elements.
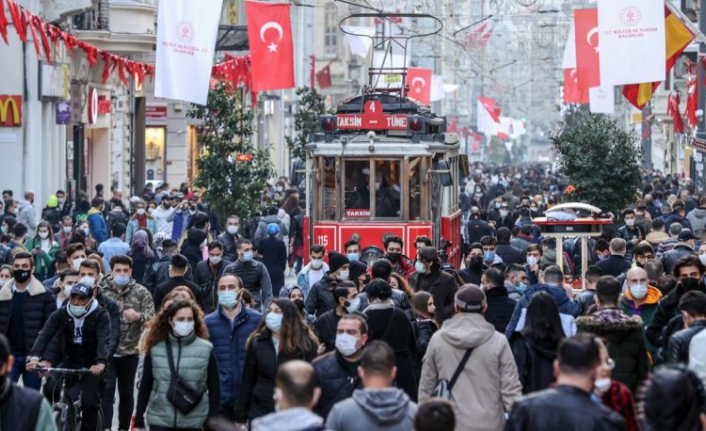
<box><xmin>36</xmin><ymin>366</ymin><xmax>105</xmax><ymax>431</ymax></box>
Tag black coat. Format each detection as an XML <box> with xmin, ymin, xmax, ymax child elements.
<box><xmin>257</xmin><ymin>237</ymin><xmax>287</xmax><ymax>297</ymax></box>
<box><xmin>665</xmin><ymin>320</ymin><xmax>706</xmax><ymax>364</ymax></box>
<box><xmin>646</xmin><ymin>281</ymin><xmax>706</xmax><ymax>347</ymax></box>
<box><xmin>412</xmin><ymin>268</ymin><xmax>458</xmax><ymax>324</ymax></box>
<box><xmin>506</xmin><ymin>385</ymin><xmax>625</xmax><ymax>431</ymax></box>
<box><xmin>216</xmin><ymin>231</ymin><xmax>241</xmax><ymax>262</ymax></box>
<box><xmin>180</xmin><ymin>229</ymin><xmax>208</xmax><ymax>270</ymax></box>
<box><xmin>510</xmin><ymin>333</ymin><xmax>558</xmax><ymax>394</ymax></box>
<box><xmin>364</xmin><ymin>305</ymin><xmax>418</xmax><ymax>401</ymax></box>
<box><xmin>0</xmin><ymin>279</ymin><xmax>56</xmax><ymax>354</ymax></box>
<box><xmin>143</xmin><ymin>256</ymin><xmax>193</xmax><ymax>297</ymax></box>
<box><xmin>411</xmin><ymin>318</ymin><xmax>437</xmax><ymax>382</ymax></box>
<box><xmin>312</xmin><ymin>351</ymin><xmax>362</xmax><ymax>419</ymax></box>
<box><xmin>465</xmin><ymin>218</ymin><xmax>494</xmax><ymax>245</ymax></box>
<box><xmin>127</xmin><ymin>248</ymin><xmax>154</xmax><ymax>287</ymax></box>
<box><xmin>305</xmin><ymin>277</ymin><xmax>337</xmax><ymax>317</ymax></box>
<box><xmin>484</xmin><ymin>286</ymin><xmax>517</xmax><ymax>333</ymax></box>
<box><xmin>154</xmin><ymin>276</ymin><xmax>205</xmax><ymax>310</ymax></box>
<box><xmin>459</xmin><ymin>266</ymin><xmax>483</xmax><ymax>286</ymax></box>
<box><xmin>596</xmin><ymin>254</ymin><xmax>632</xmax><ymax>278</ymax></box>
<box><xmin>193</xmin><ymin>259</ymin><xmax>231</xmax><ymax>314</ymax></box>
<box><xmin>234</xmin><ymin>333</ymin><xmax>318</xmax><ymax>423</ymax></box>
<box><xmin>495</xmin><ymin>241</ymin><xmax>525</xmax><ymax>266</ymax></box>
<box><xmin>314</xmin><ymin>310</ymin><xmax>341</xmax><ymax>354</ymax></box>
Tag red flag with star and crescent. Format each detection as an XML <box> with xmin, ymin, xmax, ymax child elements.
<box><xmin>246</xmin><ymin>1</ymin><xmax>294</xmax><ymax>92</ymax></box>
<box><xmin>407</xmin><ymin>67</ymin><xmax>432</xmax><ymax>105</ymax></box>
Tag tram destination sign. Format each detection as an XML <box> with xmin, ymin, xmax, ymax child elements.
<box><xmin>337</xmin><ymin>100</ymin><xmax>408</xmax><ymax>131</ymax></box>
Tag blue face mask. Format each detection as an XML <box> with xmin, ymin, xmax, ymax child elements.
<box><xmin>266</xmin><ymin>312</ymin><xmax>283</xmax><ymax>332</ymax></box>
<box><xmin>597</xmin><ymin>254</ymin><xmax>606</xmax><ymax>261</ymax></box>
<box><xmin>113</xmin><ymin>275</ymin><xmax>130</xmax><ymax>287</ymax></box>
<box><xmin>484</xmin><ymin>251</ymin><xmax>495</xmax><ymax>262</ymax></box>
<box><xmin>346</xmin><ymin>253</ymin><xmax>359</xmax><ymax>262</ymax></box>
<box><xmin>242</xmin><ymin>251</ymin><xmax>254</xmax><ymax>262</ymax></box>
<box><xmin>517</xmin><ymin>282</ymin><xmax>528</xmax><ymax>295</ymax></box>
<box><xmin>218</xmin><ymin>290</ymin><xmax>239</xmax><ymax>309</ymax></box>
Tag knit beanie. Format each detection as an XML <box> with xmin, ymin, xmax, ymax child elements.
<box><xmin>349</xmin><ymin>260</ymin><xmax>368</xmax><ymax>280</ymax></box>
<box><xmin>328</xmin><ymin>251</ymin><xmax>350</xmax><ymax>274</ymax></box>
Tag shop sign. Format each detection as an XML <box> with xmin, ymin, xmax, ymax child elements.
<box><xmin>0</xmin><ymin>95</ymin><xmax>21</xmax><ymax>127</ymax></box>
<box><xmin>146</xmin><ymin>106</ymin><xmax>168</xmax><ymax>119</ymax></box>
<box><xmin>87</xmin><ymin>88</ymin><xmax>98</xmax><ymax>124</ymax></box>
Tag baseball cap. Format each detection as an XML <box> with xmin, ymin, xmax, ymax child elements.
<box><xmin>678</xmin><ymin>231</ymin><xmax>698</xmax><ymax>242</ymax></box>
<box><xmin>455</xmin><ymin>285</ymin><xmax>486</xmax><ymax>312</ymax></box>
<box><xmin>70</xmin><ymin>282</ymin><xmax>93</xmax><ymax>299</ymax></box>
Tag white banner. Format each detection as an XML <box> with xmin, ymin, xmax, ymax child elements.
<box><xmin>477</xmin><ymin>99</ymin><xmax>495</xmax><ymax>135</ymax></box>
<box><xmin>589</xmin><ymin>86</ymin><xmax>615</xmax><ymax>114</ymax></box>
<box><xmin>341</xmin><ymin>25</ymin><xmax>376</xmax><ymax>58</ymax></box>
<box><xmin>155</xmin><ymin>0</ymin><xmax>224</xmax><ymax>105</ymax></box>
<box><xmin>562</xmin><ymin>23</ymin><xmax>576</xmax><ymax>69</ymax></box>
<box><xmin>431</xmin><ymin>75</ymin><xmax>445</xmax><ymax>102</ymax></box>
<box><xmin>597</xmin><ymin>0</ymin><xmax>665</xmax><ymax>86</ymax></box>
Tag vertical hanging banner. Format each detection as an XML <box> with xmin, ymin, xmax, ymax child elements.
<box><xmin>589</xmin><ymin>86</ymin><xmax>615</xmax><ymax>114</ymax></box>
<box><xmin>563</xmin><ymin>69</ymin><xmax>589</xmax><ymax>104</ymax></box>
<box><xmin>155</xmin><ymin>0</ymin><xmax>224</xmax><ymax>105</ymax></box>
<box><xmin>246</xmin><ymin>1</ymin><xmax>295</xmax><ymax>92</ymax></box>
<box><xmin>597</xmin><ymin>0</ymin><xmax>665</xmax><ymax>86</ymax></box>
<box><xmin>574</xmin><ymin>9</ymin><xmax>600</xmax><ymax>89</ymax></box>
<box><xmin>407</xmin><ymin>67</ymin><xmax>433</xmax><ymax>105</ymax></box>
<box><xmin>562</xmin><ymin>23</ymin><xmax>576</xmax><ymax>69</ymax></box>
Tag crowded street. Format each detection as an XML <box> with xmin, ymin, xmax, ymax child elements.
<box><xmin>2</xmin><ymin>0</ymin><xmax>706</xmax><ymax>431</ymax></box>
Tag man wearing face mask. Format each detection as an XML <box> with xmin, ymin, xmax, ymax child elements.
<box><xmin>170</xmin><ymin>199</ymin><xmax>198</xmax><ymax>242</ymax></box>
<box><xmin>315</xmin><ymin>283</ymin><xmax>360</xmax><ymax>354</ymax></box>
<box><xmin>297</xmin><ymin>245</ymin><xmax>329</xmax><ymax>299</ymax></box>
<box><xmin>312</xmin><ymin>314</ymin><xmax>368</xmax><ymax>419</ymax></box>
<box><xmin>661</xmin><ymin>230</ymin><xmax>698</xmax><ymax>275</ymax></box>
<box><xmin>505</xmin><ymin>334</ymin><xmax>625</xmax><ymax>430</ymax></box>
<box><xmin>305</xmin><ymin>252</ymin><xmax>350</xmax><ymax>317</ymax></box>
<box><xmin>459</xmin><ymin>244</ymin><xmax>486</xmax><ymax>286</ymax></box>
<box><xmin>413</xmin><ymin>247</ymin><xmax>458</xmax><ymax>324</ymax></box>
<box><xmin>0</xmin><ymin>252</ymin><xmax>56</xmax><ymax>390</ymax></box>
<box><xmin>100</xmin><ymin>255</ymin><xmax>155</xmax><ymax>431</ymax></box>
<box><xmin>465</xmin><ymin>207</ymin><xmax>494</xmax><ymax>249</ymax></box>
<box><xmin>28</xmin><ymin>282</ymin><xmax>111</xmax><ymax>431</ymax></box>
<box><xmin>647</xmin><ymin>256</ymin><xmax>706</xmax><ymax>349</ymax></box>
<box><xmin>575</xmin><ymin>276</ymin><xmax>649</xmax><ymax>393</ymax></box>
<box><xmin>205</xmin><ymin>274</ymin><xmax>262</xmax><ymax>421</ymax></box>
<box><xmin>223</xmin><ymin>239</ymin><xmax>273</xmax><ymax>312</ymax></box>
<box><xmin>151</xmin><ymin>194</ymin><xmax>176</xmax><ymax>238</ymax></box>
<box><xmin>620</xmin><ymin>267</ymin><xmax>662</xmax><ymax>357</ymax></box>
<box><xmin>617</xmin><ymin>209</ymin><xmax>645</xmax><ymax>262</ymax></box>
<box><xmin>194</xmin><ymin>241</ymin><xmax>232</xmax><ymax>313</ymax></box>
<box><xmin>384</xmin><ymin>236</ymin><xmax>414</xmax><ymax>279</ymax></box>
<box><xmin>217</xmin><ymin>215</ymin><xmax>242</xmax><ymax>262</ymax></box>
<box><xmin>154</xmin><ymin>254</ymin><xmax>205</xmax><ymax>310</ymax></box>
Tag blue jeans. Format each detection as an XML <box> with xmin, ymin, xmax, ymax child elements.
<box><xmin>9</xmin><ymin>356</ymin><xmax>42</xmax><ymax>390</ymax></box>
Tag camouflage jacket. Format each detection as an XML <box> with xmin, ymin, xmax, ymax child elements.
<box><xmin>100</xmin><ymin>276</ymin><xmax>155</xmax><ymax>356</ymax></box>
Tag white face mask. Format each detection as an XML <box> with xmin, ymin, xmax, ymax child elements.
<box><xmin>527</xmin><ymin>256</ymin><xmax>538</xmax><ymax>266</ymax></box>
<box><xmin>500</xmin><ymin>210</ymin><xmax>509</xmax><ymax>218</ymax></box>
<box><xmin>629</xmin><ymin>284</ymin><xmax>648</xmax><ymax>300</ymax></box>
<box><xmin>266</xmin><ymin>312</ymin><xmax>283</xmax><ymax>332</ymax></box>
<box><xmin>80</xmin><ymin>275</ymin><xmax>96</xmax><ymax>287</ymax></box>
<box><xmin>38</xmin><ymin>231</ymin><xmax>49</xmax><ymax>239</ymax></box>
<box><xmin>173</xmin><ymin>321</ymin><xmax>194</xmax><ymax>337</ymax></box>
<box><xmin>63</xmin><ymin>226</ymin><xmax>72</xmax><ymax>234</ymax></box>
<box><xmin>227</xmin><ymin>225</ymin><xmax>239</xmax><ymax>235</ymax></box>
<box><xmin>310</xmin><ymin>258</ymin><xmax>323</xmax><ymax>270</ymax></box>
<box><xmin>72</xmin><ymin>258</ymin><xmax>85</xmax><ymax>270</ymax></box>
<box><xmin>625</xmin><ymin>219</ymin><xmax>635</xmax><ymax>227</ymax></box>
<box><xmin>209</xmin><ymin>255</ymin><xmax>222</xmax><ymax>265</ymax></box>
<box><xmin>81</xmin><ymin>227</ymin><xmax>90</xmax><ymax>236</ymax></box>
<box><xmin>594</xmin><ymin>377</ymin><xmax>611</xmax><ymax>395</ymax></box>
<box><xmin>136</xmin><ymin>208</ymin><xmax>146</xmax><ymax>216</ymax></box>
<box><xmin>345</xmin><ymin>297</ymin><xmax>361</xmax><ymax>314</ymax></box>
<box><xmin>699</xmin><ymin>254</ymin><xmax>706</xmax><ymax>267</ymax></box>
<box><xmin>337</xmin><ymin>270</ymin><xmax>349</xmax><ymax>281</ymax></box>
<box><xmin>335</xmin><ymin>333</ymin><xmax>360</xmax><ymax>357</ymax></box>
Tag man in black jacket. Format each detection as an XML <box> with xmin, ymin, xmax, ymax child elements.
<box><xmin>257</xmin><ymin>224</ymin><xmax>287</xmax><ymax>297</ymax></box>
<box><xmin>217</xmin><ymin>215</ymin><xmax>242</xmax><ymax>262</ymax></box>
<box><xmin>193</xmin><ymin>240</ymin><xmax>231</xmax><ymax>313</ymax></box>
<box><xmin>305</xmin><ymin>252</ymin><xmax>349</xmax><ymax>317</ymax></box>
<box><xmin>314</xmin><ymin>283</ymin><xmax>360</xmax><ymax>354</ymax></box>
<box><xmin>413</xmin><ymin>247</ymin><xmax>458</xmax><ymax>324</ymax></box>
<box><xmin>465</xmin><ymin>207</ymin><xmax>494</xmax><ymax>247</ymax></box>
<box><xmin>459</xmin><ymin>244</ymin><xmax>485</xmax><ymax>285</ymax></box>
<box><xmin>665</xmin><ymin>290</ymin><xmax>706</xmax><ymax>364</ymax></box>
<box><xmin>494</xmin><ymin>227</ymin><xmax>524</xmax><ymax>266</ymax></box>
<box><xmin>312</xmin><ymin>314</ymin><xmax>367</xmax><ymax>418</ymax></box>
<box><xmin>143</xmin><ymin>239</ymin><xmax>193</xmax><ymax>297</ymax></box>
<box><xmin>154</xmin><ymin>254</ymin><xmax>204</xmax><ymax>310</ymax></box>
<box><xmin>505</xmin><ymin>334</ymin><xmax>625</xmax><ymax>430</ymax></box>
<box><xmin>0</xmin><ymin>251</ymin><xmax>56</xmax><ymax>390</ymax></box>
<box><xmin>28</xmin><ymin>282</ymin><xmax>111</xmax><ymax>431</ymax></box>
<box><xmin>223</xmin><ymin>239</ymin><xmax>273</xmax><ymax>312</ymax></box>
<box><xmin>77</xmin><ymin>259</ymin><xmax>121</xmax><ymax>357</ymax></box>
<box><xmin>481</xmin><ymin>268</ymin><xmax>516</xmax><ymax>333</ymax></box>
<box><xmin>596</xmin><ymin>238</ymin><xmax>632</xmax><ymax>278</ymax></box>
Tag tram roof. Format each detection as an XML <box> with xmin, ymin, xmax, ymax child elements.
<box><xmin>306</xmin><ymin>137</ymin><xmax>459</xmax><ymax>157</ymax></box>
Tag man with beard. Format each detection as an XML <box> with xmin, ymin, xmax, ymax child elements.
<box><xmin>646</xmin><ymin>256</ymin><xmax>706</xmax><ymax>350</ymax></box>
<box><xmin>459</xmin><ymin>243</ymin><xmax>485</xmax><ymax>285</ymax></box>
<box><xmin>383</xmin><ymin>236</ymin><xmax>414</xmax><ymax>278</ymax></box>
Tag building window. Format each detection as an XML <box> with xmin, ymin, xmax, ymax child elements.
<box><xmin>324</xmin><ymin>3</ymin><xmax>337</xmax><ymax>57</ymax></box>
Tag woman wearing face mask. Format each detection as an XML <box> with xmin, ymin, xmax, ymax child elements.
<box><xmin>412</xmin><ymin>247</ymin><xmax>459</xmax><ymax>324</ymax></box>
<box><xmin>72</xmin><ymin>221</ymin><xmax>97</xmax><ymax>254</ymax></box>
<box><xmin>280</xmin><ymin>284</ymin><xmax>316</xmax><ymax>325</ymax></box>
<box><xmin>314</xmin><ymin>282</ymin><xmax>360</xmax><ymax>354</ymax></box>
<box><xmin>128</xmin><ymin>229</ymin><xmax>157</xmax><ymax>286</ymax></box>
<box><xmin>24</xmin><ymin>221</ymin><xmax>59</xmax><ymax>281</ymax></box>
<box><xmin>125</xmin><ymin>200</ymin><xmax>157</xmax><ymax>244</ymax></box>
<box><xmin>134</xmin><ymin>300</ymin><xmax>219</xmax><ymax>431</ymax></box>
<box><xmin>409</xmin><ymin>291</ymin><xmax>438</xmax><ymax>382</ymax></box>
<box><xmin>593</xmin><ymin>339</ymin><xmax>640</xmax><ymax>431</ymax></box>
<box><xmin>510</xmin><ymin>292</ymin><xmax>565</xmax><ymax>394</ymax></box>
<box><xmin>234</xmin><ymin>299</ymin><xmax>319</xmax><ymax>428</ymax></box>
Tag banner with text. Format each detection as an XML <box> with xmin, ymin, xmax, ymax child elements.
<box><xmin>155</xmin><ymin>0</ymin><xmax>224</xmax><ymax>105</ymax></box>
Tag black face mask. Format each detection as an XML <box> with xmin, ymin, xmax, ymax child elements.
<box><xmin>469</xmin><ymin>255</ymin><xmax>484</xmax><ymax>270</ymax></box>
<box><xmin>387</xmin><ymin>253</ymin><xmax>401</xmax><ymax>263</ymax></box>
<box><xmin>12</xmin><ymin>269</ymin><xmax>31</xmax><ymax>283</ymax></box>
<box><xmin>682</xmin><ymin>278</ymin><xmax>702</xmax><ymax>291</ymax></box>
<box><xmin>292</xmin><ymin>299</ymin><xmax>305</xmax><ymax>313</ymax></box>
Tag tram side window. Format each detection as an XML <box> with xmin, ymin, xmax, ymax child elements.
<box><xmin>375</xmin><ymin>160</ymin><xmax>401</xmax><ymax>218</ymax></box>
<box><xmin>409</xmin><ymin>157</ymin><xmax>422</xmax><ymax>220</ymax></box>
<box><xmin>344</xmin><ymin>160</ymin><xmax>371</xmax><ymax>219</ymax></box>
<box><xmin>322</xmin><ymin>157</ymin><xmax>337</xmax><ymax>220</ymax></box>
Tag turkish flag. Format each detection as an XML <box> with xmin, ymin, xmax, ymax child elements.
<box><xmin>563</xmin><ymin>68</ymin><xmax>589</xmax><ymax>104</ymax></box>
<box><xmin>246</xmin><ymin>1</ymin><xmax>294</xmax><ymax>92</ymax></box>
<box><xmin>574</xmin><ymin>8</ymin><xmax>600</xmax><ymax>89</ymax></box>
<box><xmin>316</xmin><ymin>64</ymin><xmax>331</xmax><ymax>89</ymax></box>
<box><xmin>407</xmin><ymin>67</ymin><xmax>432</xmax><ymax>105</ymax></box>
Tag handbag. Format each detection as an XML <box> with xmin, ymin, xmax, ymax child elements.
<box><xmin>432</xmin><ymin>348</ymin><xmax>474</xmax><ymax>399</ymax></box>
<box><xmin>165</xmin><ymin>341</ymin><xmax>203</xmax><ymax>414</ymax></box>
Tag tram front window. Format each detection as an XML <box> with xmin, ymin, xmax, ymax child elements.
<box><xmin>375</xmin><ymin>160</ymin><xmax>401</xmax><ymax>218</ymax></box>
<box><xmin>344</xmin><ymin>160</ymin><xmax>371</xmax><ymax>219</ymax></box>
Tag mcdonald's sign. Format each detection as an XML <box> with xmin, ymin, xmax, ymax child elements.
<box><xmin>0</xmin><ymin>96</ymin><xmax>21</xmax><ymax>127</ymax></box>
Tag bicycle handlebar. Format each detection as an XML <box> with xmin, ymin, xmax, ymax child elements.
<box><xmin>35</xmin><ymin>367</ymin><xmax>93</xmax><ymax>374</ymax></box>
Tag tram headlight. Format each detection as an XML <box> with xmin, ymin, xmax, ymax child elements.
<box><xmin>408</xmin><ymin>115</ymin><xmax>424</xmax><ymax>133</ymax></box>
<box><xmin>321</xmin><ymin>115</ymin><xmax>337</xmax><ymax>133</ymax></box>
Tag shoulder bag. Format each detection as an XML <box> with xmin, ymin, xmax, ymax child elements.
<box><xmin>165</xmin><ymin>341</ymin><xmax>203</xmax><ymax>414</ymax></box>
<box><xmin>432</xmin><ymin>348</ymin><xmax>474</xmax><ymax>399</ymax></box>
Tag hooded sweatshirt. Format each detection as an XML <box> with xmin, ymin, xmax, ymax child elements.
<box><xmin>325</xmin><ymin>388</ymin><xmax>416</xmax><ymax>431</ymax></box>
<box><xmin>252</xmin><ymin>407</ymin><xmax>324</xmax><ymax>431</ymax></box>
<box><xmin>67</xmin><ymin>299</ymin><xmax>100</xmax><ymax>344</ymax></box>
<box><xmin>687</xmin><ymin>207</ymin><xmax>706</xmax><ymax>232</ymax></box>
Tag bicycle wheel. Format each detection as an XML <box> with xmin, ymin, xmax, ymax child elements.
<box><xmin>52</xmin><ymin>408</ymin><xmax>62</xmax><ymax>431</ymax></box>
<box><xmin>95</xmin><ymin>407</ymin><xmax>105</xmax><ymax>431</ymax></box>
